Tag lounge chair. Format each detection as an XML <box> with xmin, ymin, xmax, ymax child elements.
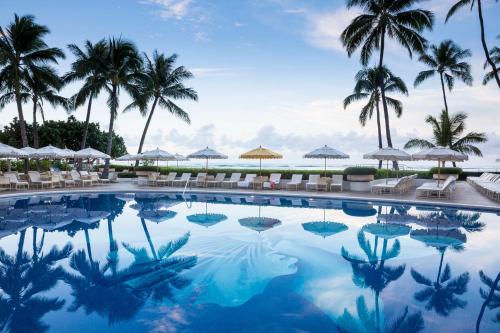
<box><xmin>191</xmin><ymin>173</ymin><xmax>207</xmax><ymax>187</ymax></box>
<box><xmin>222</xmin><ymin>173</ymin><xmax>241</xmax><ymax>188</ymax></box>
<box><xmin>173</xmin><ymin>173</ymin><xmax>191</xmax><ymax>187</ymax></box>
<box><xmin>306</xmin><ymin>175</ymin><xmax>323</xmax><ymax>191</ymax></box>
<box><xmin>5</xmin><ymin>173</ymin><xmax>29</xmax><ymax>190</ymax></box>
<box><xmin>286</xmin><ymin>174</ymin><xmax>303</xmax><ymax>190</ymax></box>
<box><xmin>28</xmin><ymin>171</ymin><xmax>53</xmax><ymax>189</ymax></box>
<box><xmin>206</xmin><ymin>173</ymin><xmax>226</xmax><ymax>187</ymax></box>
<box><xmin>330</xmin><ymin>175</ymin><xmax>343</xmax><ymax>192</ymax></box>
<box><xmin>416</xmin><ymin>176</ymin><xmax>456</xmax><ymax>198</ymax></box>
<box><xmin>147</xmin><ymin>172</ymin><xmax>160</xmax><ymax>186</ymax></box>
<box><xmin>263</xmin><ymin>173</ymin><xmax>281</xmax><ymax>190</ymax></box>
<box><xmin>70</xmin><ymin>170</ymin><xmax>92</xmax><ymax>187</ymax></box>
<box><xmin>0</xmin><ymin>176</ymin><xmax>11</xmax><ymax>190</ymax></box>
<box><xmin>158</xmin><ymin>172</ymin><xmax>177</xmax><ymax>186</ymax></box>
<box><xmin>108</xmin><ymin>172</ymin><xmax>118</xmax><ymax>183</ymax></box>
<box><xmin>238</xmin><ymin>174</ymin><xmax>256</xmax><ymax>188</ymax></box>
<box><xmin>91</xmin><ymin>172</ymin><xmax>110</xmax><ymax>185</ymax></box>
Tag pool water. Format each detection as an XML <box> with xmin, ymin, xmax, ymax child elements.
<box><xmin>0</xmin><ymin>192</ymin><xmax>499</xmax><ymax>333</ymax></box>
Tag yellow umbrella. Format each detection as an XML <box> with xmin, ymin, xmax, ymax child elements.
<box><xmin>239</xmin><ymin>145</ymin><xmax>283</xmax><ymax>175</ymax></box>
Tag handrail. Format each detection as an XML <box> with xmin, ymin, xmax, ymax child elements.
<box><xmin>182</xmin><ymin>178</ymin><xmax>191</xmax><ymax>198</ymax></box>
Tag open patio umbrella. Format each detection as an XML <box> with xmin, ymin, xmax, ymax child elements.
<box><xmin>364</xmin><ymin>147</ymin><xmax>412</xmax><ymax>181</ymax></box>
<box><xmin>174</xmin><ymin>153</ymin><xmax>189</xmax><ymax>167</ymax></box>
<box><xmin>304</xmin><ymin>145</ymin><xmax>349</xmax><ymax>176</ymax></box>
<box><xmin>0</xmin><ymin>143</ymin><xmax>27</xmax><ymax>172</ymax></box>
<box><xmin>75</xmin><ymin>147</ymin><xmax>110</xmax><ymax>171</ymax></box>
<box><xmin>32</xmin><ymin>145</ymin><xmax>73</xmax><ymax>159</ymax></box>
<box><xmin>412</xmin><ymin>146</ymin><xmax>467</xmax><ymax>185</ymax></box>
<box><xmin>187</xmin><ymin>146</ymin><xmax>227</xmax><ymax>171</ymax></box>
<box><xmin>238</xmin><ymin>205</ymin><xmax>281</xmax><ymax>233</ymax></box>
<box><xmin>116</xmin><ymin>153</ymin><xmax>136</xmax><ymax>161</ymax></box>
<box><xmin>19</xmin><ymin>146</ymin><xmax>38</xmax><ymax>155</ymax></box>
<box><xmin>136</xmin><ymin>148</ymin><xmax>176</xmax><ymax>172</ymax></box>
<box><xmin>187</xmin><ymin>202</ymin><xmax>227</xmax><ymax>228</ymax></box>
<box><xmin>239</xmin><ymin>145</ymin><xmax>282</xmax><ymax>175</ymax></box>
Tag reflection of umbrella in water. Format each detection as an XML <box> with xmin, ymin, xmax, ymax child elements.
<box><xmin>238</xmin><ymin>206</ymin><xmax>281</xmax><ymax>232</ymax></box>
<box><xmin>69</xmin><ymin>208</ymin><xmax>110</xmax><ymax>225</ymax></box>
<box><xmin>302</xmin><ymin>221</ymin><xmax>348</xmax><ymax>238</ymax></box>
<box><xmin>187</xmin><ymin>202</ymin><xmax>227</xmax><ymax>228</ymax></box>
<box><xmin>362</xmin><ymin>223</ymin><xmax>411</xmax><ymax>239</ymax></box>
<box><xmin>410</xmin><ymin>228</ymin><xmax>466</xmax><ymax>249</ymax></box>
<box><xmin>342</xmin><ymin>202</ymin><xmax>377</xmax><ymax>217</ymax></box>
<box><xmin>137</xmin><ymin>210</ymin><xmax>177</xmax><ymax>223</ymax></box>
<box><xmin>35</xmin><ymin>214</ymin><xmax>74</xmax><ymax>231</ymax></box>
<box><xmin>115</xmin><ymin>193</ymin><xmax>136</xmax><ymax>202</ymax></box>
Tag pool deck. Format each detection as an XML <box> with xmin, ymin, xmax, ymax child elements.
<box><xmin>1</xmin><ymin>180</ymin><xmax>499</xmax><ymax>211</ymax></box>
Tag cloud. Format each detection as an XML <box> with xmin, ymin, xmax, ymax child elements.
<box><xmin>141</xmin><ymin>0</ymin><xmax>192</xmax><ymax>19</ymax></box>
<box><xmin>194</xmin><ymin>31</ymin><xmax>210</xmax><ymax>42</ymax></box>
<box><xmin>233</xmin><ymin>21</ymin><xmax>247</xmax><ymax>28</ymax></box>
<box><xmin>190</xmin><ymin>67</ymin><xmax>234</xmax><ymax>77</ymax></box>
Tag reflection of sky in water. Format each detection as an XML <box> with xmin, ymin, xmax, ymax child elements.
<box><xmin>0</xmin><ymin>193</ymin><xmax>499</xmax><ymax>332</ymax></box>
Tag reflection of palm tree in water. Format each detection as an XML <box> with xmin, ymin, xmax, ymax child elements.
<box><xmin>340</xmin><ymin>229</ymin><xmax>422</xmax><ymax>333</ymax></box>
<box><xmin>64</xmin><ymin>231</ymin><xmax>197</xmax><ymax>322</ymax></box>
<box><xmin>0</xmin><ymin>230</ymin><xmax>72</xmax><ymax>333</ymax></box>
<box><xmin>476</xmin><ymin>271</ymin><xmax>500</xmax><ymax>332</ymax></box>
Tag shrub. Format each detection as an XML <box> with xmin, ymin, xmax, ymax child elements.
<box><xmin>343</xmin><ymin>167</ymin><xmax>378</xmax><ymax>176</ymax></box>
<box><xmin>429</xmin><ymin>167</ymin><xmax>463</xmax><ymax>175</ymax></box>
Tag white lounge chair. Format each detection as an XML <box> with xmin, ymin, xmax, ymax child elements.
<box><xmin>238</xmin><ymin>174</ymin><xmax>257</xmax><ymax>188</ymax></box>
<box><xmin>222</xmin><ymin>173</ymin><xmax>241</xmax><ymax>188</ymax></box>
<box><xmin>70</xmin><ymin>170</ymin><xmax>92</xmax><ymax>187</ymax></box>
<box><xmin>286</xmin><ymin>174</ymin><xmax>303</xmax><ymax>190</ymax></box>
<box><xmin>330</xmin><ymin>175</ymin><xmax>343</xmax><ymax>192</ymax></box>
<box><xmin>306</xmin><ymin>175</ymin><xmax>322</xmax><ymax>191</ymax></box>
<box><xmin>206</xmin><ymin>173</ymin><xmax>226</xmax><ymax>187</ymax></box>
<box><xmin>28</xmin><ymin>171</ymin><xmax>52</xmax><ymax>189</ymax></box>
<box><xmin>173</xmin><ymin>173</ymin><xmax>191</xmax><ymax>187</ymax></box>
<box><xmin>5</xmin><ymin>173</ymin><xmax>29</xmax><ymax>190</ymax></box>
<box><xmin>191</xmin><ymin>173</ymin><xmax>207</xmax><ymax>187</ymax></box>
<box><xmin>416</xmin><ymin>176</ymin><xmax>456</xmax><ymax>198</ymax></box>
<box><xmin>156</xmin><ymin>172</ymin><xmax>177</xmax><ymax>186</ymax></box>
<box><xmin>263</xmin><ymin>173</ymin><xmax>281</xmax><ymax>190</ymax></box>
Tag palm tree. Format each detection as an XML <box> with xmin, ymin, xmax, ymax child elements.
<box><xmin>414</xmin><ymin>40</ymin><xmax>472</xmax><ymax>113</ymax></box>
<box><xmin>0</xmin><ymin>14</ymin><xmax>64</xmax><ymax>147</ymax></box>
<box><xmin>476</xmin><ymin>270</ymin><xmax>500</xmax><ymax>332</ymax></box>
<box><xmin>128</xmin><ymin>51</ymin><xmax>198</xmax><ymax>166</ymax></box>
<box><xmin>100</xmin><ymin>38</ymin><xmax>145</xmax><ymax>178</ymax></box>
<box><xmin>344</xmin><ymin>66</ymin><xmax>408</xmax><ymax>168</ymax></box>
<box><xmin>404</xmin><ymin>110</ymin><xmax>487</xmax><ymax>166</ymax></box>
<box><xmin>446</xmin><ymin>0</ymin><xmax>500</xmax><ymax>88</ymax></box>
<box><xmin>483</xmin><ymin>36</ymin><xmax>500</xmax><ymax>86</ymax></box>
<box><xmin>341</xmin><ymin>0</ymin><xmax>433</xmax><ymax>151</ymax></box>
<box><xmin>63</xmin><ymin>40</ymin><xmax>108</xmax><ymax>150</ymax></box>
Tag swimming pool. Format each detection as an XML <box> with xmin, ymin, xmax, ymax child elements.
<box><xmin>0</xmin><ymin>191</ymin><xmax>499</xmax><ymax>333</ymax></box>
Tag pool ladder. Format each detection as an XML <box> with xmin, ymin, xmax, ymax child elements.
<box><xmin>182</xmin><ymin>178</ymin><xmax>192</xmax><ymax>198</ymax></box>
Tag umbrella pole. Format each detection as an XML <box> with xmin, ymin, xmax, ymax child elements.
<box><xmin>386</xmin><ymin>159</ymin><xmax>389</xmax><ymax>184</ymax></box>
<box><xmin>438</xmin><ymin>160</ymin><xmax>441</xmax><ymax>187</ymax></box>
<box><xmin>324</xmin><ymin>158</ymin><xmax>327</xmax><ymax>177</ymax></box>
<box><xmin>206</xmin><ymin>158</ymin><xmax>208</xmax><ymax>172</ymax></box>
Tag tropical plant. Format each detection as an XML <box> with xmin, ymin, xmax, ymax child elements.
<box><xmin>341</xmin><ymin>0</ymin><xmax>433</xmax><ymax>151</ymax></box>
<box><xmin>63</xmin><ymin>39</ymin><xmax>108</xmax><ymax>149</ymax></box>
<box><xmin>344</xmin><ymin>66</ymin><xmax>408</xmax><ymax>159</ymax></box>
<box><xmin>483</xmin><ymin>36</ymin><xmax>500</xmax><ymax>86</ymax></box>
<box><xmin>414</xmin><ymin>40</ymin><xmax>472</xmax><ymax>113</ymax></box>
<box><xmin>0</xmin><ymin>231</ymin><xmax>72</xmax><ymax>333</ymax></box>
<box><xmin>446</xmin><ymin>0</ymin><xmax>500</xmax><ymax>88</ymax></box>
<box><xmin>404</xmin><ymin>110</ymin><xmax>487</xmax><ymax>166</ymax></box>
<box><xmin>477</xmin><ymin>270</ymin><xmax>500</xmax><ymax>332</ymax></box>
<box><xmin>99</xmin><ymin>38</ymin><xmax>144</xmax><ymax>178</ymax></box>
<box><xmin>127</xmin><ymin>51</ymin><xmax>198</xmax><ymax>166</ymax></box>
<box><xmin>0</xmin><ymin>14</ymin><xmax>65</xmax><ymax>147</ymax></box>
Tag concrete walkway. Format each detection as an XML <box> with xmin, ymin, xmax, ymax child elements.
<box><xmin>1</xmin><ymin>180</ymin><xmax>499</xmax><ymax>211</ymax></box>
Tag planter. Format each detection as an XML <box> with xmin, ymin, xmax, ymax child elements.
<box><xmin>345</xmin><ymin>181</ymin><xmax>371</xmax><ymax>192</ymax></box>
<box><xmin>433</xmin><ymin>173</ymin><xmax>458</xmax><ymax>180</ymax></box>
<box><xmin>347</xmin><ymin>174</ymin><xmax>374</xmax><ymax>182</ymax></box>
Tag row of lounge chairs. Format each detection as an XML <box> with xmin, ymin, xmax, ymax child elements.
<box><xmin>139</xmin><ymin>172</ymin><xmax>345</xmax><ymax>191</ymax></box>
<box><xmin>467</xmin><ymin>172</ymin><xmax>500</xmax><ymax>200</ymax></box>
<box><xmin>0</xmin><ymin>170</ymin><xmax>117</xmax><ymax>191</ymax></box>
<box><xmin>371</xmin><ymin>175</ymin><xmax>417</xmax><ymax>194</ymax></box>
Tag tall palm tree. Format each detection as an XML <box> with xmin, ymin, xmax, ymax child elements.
<box><xmin>446</xmin><ymin>0</ymin><xmax>500</xmax><ymax>88</ymax></box>
<box><xmin>483</xmin><ymin>36</ymin><xmax>500</xmax><ymax>86</ymax></box>
<box><xmin>404</xmin><ymin>110</ymin><xmax>487</xmax><ymax>166</ymax></box>
<box><xmin>414</xmin><ymin>40</ymin><xmax>472</xmax><ymax>113</ymax></box>
<box><xmin>0</xmin><ymin>14</ymin><xmax>64</xmax><ymax>147</ymax></box>
<box><xmin>344</xmin><ymin>66</ymin><xmax>408</xmax><ymax>167</ymax></box>
<box><xmin>128</xmin><ymin>51</ymin><xmax>198</xmax><ymax>166</ymax></box>
<box><xmin>341</xmin><ymin>0</ymin><xmax>433</xmax><ymax>151</ymax></box>
<box><xmin>100</xmin><ymin>38</ymin><xmax>145</xmax><ymax>178</ymax></box>
<box><xmin>63</xmin><ymin>40</ymin><xmax>108</xmax><ymax>149</ymax></box>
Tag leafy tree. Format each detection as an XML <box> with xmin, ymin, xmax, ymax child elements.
<box><xmin>341</xmin><ymin>0</ymin><xmax>433</xmax><ymax>152</ymax></box>
<box><xmin>404</xmin><ymin>110</ymin><xmax>487</xmax><ymax>166</ymax></box>
<box><xmin>63</xmin><ymin>39</ymin><xmax>108</xmax><ymax>149</ymax></box>
<box><xmin>127</xmin><ymin>51</ymin><xmax>197</xmax><ymax>166</ymax></box>
<box><xmin>344</xmin><ymin>66</ymin><xmax>408</xmax><ymax>166</ymax></box>
<box><xmin>446</xmin><ymin>0</ymin><xmax>500</xmax><ymax>88</ymax></box>
<box><xmin>0</xmin><ymin>14</ymin><xmax>64</xmax><ymax>147</ymax></box>
<box><xmin>414</xmin><ymin>40</ymin><xmax>472</xmax><ymax>113</ymax></box>
<box><xmin>0</xmin><ymin>116</ymin><xmax>128</xmax><ymax>158</ymax></box>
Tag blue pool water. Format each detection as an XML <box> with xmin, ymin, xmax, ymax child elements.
<box><xmin>0</xmin><ymin>192</ymin><xmax>499</xmax><ymax>333</ymax></box>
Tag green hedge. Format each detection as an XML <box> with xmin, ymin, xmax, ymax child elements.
<box><xmin>429</xmin><ymin>167</ymin><xmax>463</xmax><ymax>175</ymax></box>
<box><xmin>344</xmin><ymin>167</ymin><xmax>378</xmax><ymax>176</ymax></box>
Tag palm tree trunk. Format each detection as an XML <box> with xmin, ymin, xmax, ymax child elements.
<box><xmin>476</xmin><ymin>272</ymin><xmax>500</xmax><ymax>333</ymax></box>
<box><xmin>84</xmin><ymin>229</ymin><xmax>93</xmax><ymax>263</ymax></box>
<box><xmin>378</xmin><ymin>32</ymin><xmax>398</xmax><ymax>169</ymax></box>
<box><xmin>81</xmin><ymin>95</ymin><xmax>93</xmax><ymax>149</ymax></box>
<box><xmin>15</xmin><ymin>92</ymin><xmax>30</xmax><ymax>173</ymax></box>
<box><xmin>376</xmin><ymin>100</ymin><xmax>383</xmax><ymax>169</ymax></box>
<box><xmin>436</xmin><ymin>249</ymin><xmax>445</xmax><ymax>283</ymax></box>
<box><xmin>103</xmin><ymin>86</ymin><xmax>117</xmax><ymax>179</ymax></box>
<box><xmin>40</xmin><ymin>107</ymin><xmax>46</xmax><ymax>124</ymax></box>
<box><xmin>135</xmin><ymin>97</ymin><xmax>158</xmax><ymax>167</ymax></box>
<box><xmin>32</xmin><ymin>97</ymin><xmax>41</xmax><ymax>172</ymax></box>
<box><xmin>140</xmin><ymin>218</ymin><xmax>158</xmax><ymax>260</ymax></box>
<box><xmin>439</xmin><ymin>72</ymin><xmax>449</xmax><ymax>112</ymax></box>
<box><xmin>477</xmin><ymin>0</ymin><xmax>500</xmax><ymax>88</ymax></box>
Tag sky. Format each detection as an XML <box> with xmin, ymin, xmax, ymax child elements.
<box><xmin>1</xmin><ymin>0</ymin><xmax>499</xmax><ymax>169</ymax></box>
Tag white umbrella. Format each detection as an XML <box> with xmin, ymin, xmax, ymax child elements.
<box><xmin>0</xmin><ymin>143</ymin><xmax>26</xmax><ymax>158</ymax></box>
<box><xmin>136</xmin><ymin>147</ymin><xmax>176</xmax><ymax>171</ymax></box>
<box><xmin>19</xmin><ymin>146</ymin><xmax>38</xmax><ymax>156</ymax></box>
<box><xmin>304</xmin><ymin>145</ymin><xmax>349</xmax><ymax>176</ymax></box>
<box><xmin>364</xmin><ymin>147</ymin><xmax>412</xmax><ymax>181</ymax></box>
<box><xmin>116</xmin><ymin>153</ymin><xmax>137</xmax><ymax>161</ymax></box>
<box><xmin>74</xmin><ymin>147</ymin><xmax>110</xmax><ymax>159</ymax></box>
<box><xmin>174</xmin><ymin>153</ymin><xmax>189</xmax><ymax>167</ymax></box>
<box><xmin>32</xmin><ymin>145</ymin><xmax>72</xmax><ymax>159</ymax></box>
<box><xmin>187</xmin><ymin>146</ymin><xmax>228</xmax><ymax>171</ymax></box>
<box><xmin>412</xmin><ymin>146</ymin><xmax>467</xmax><ymax>185</ymax></box>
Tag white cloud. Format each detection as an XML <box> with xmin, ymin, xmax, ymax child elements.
<box><xmin>233</xmin><ymin>21</ymin><xmax>247</xmax><ymax>28</ymax></box>
<box><xmin>194</xmin><ymin>31</ymin><xmax>210</xmax><ymax>42</ymax></box>
<box><xmin>190</xmin><ymin>67</ymin><xmax>234</xmax><ymax>77</ymax></box>
<box><xmin>141</xmin><ymin>0</ymin><xmax>192</xmax><ymax>19</ymax></box>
